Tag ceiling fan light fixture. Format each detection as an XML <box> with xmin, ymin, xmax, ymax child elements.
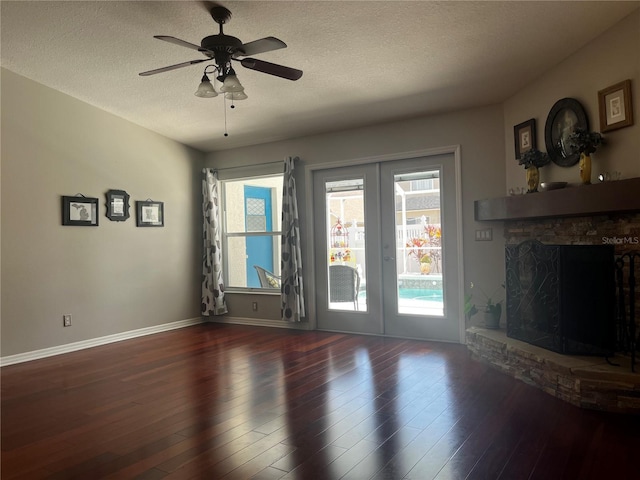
<box><xmin>194</xmin><ymin>74</ymin><xmax>218</xmax><ymax>98</ymax></box>
<box><xmin>220</xmin><ymin>68</ymin><xmax>244</xmax><ymax>93</ymax></box>
<box><xmin>225</xmin><ymin>91</ymin><xmax>248</xmax><ymax>100</ymax></box>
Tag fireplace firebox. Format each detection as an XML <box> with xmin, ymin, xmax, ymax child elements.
<box><xmin>505</xmin><ymin>240</ymin><xmax>615</xmax><ymax>355</ymax></box>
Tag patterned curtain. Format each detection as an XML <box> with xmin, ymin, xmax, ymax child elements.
<box><xmin>281</xmin><ymin>157</ymin><xmax>306</xmax><ymax>322</ymax></box>
<box><xmin>201</xmin><ymin>169</ymin><xmax>228</xmax><ymax>316</ymax></box>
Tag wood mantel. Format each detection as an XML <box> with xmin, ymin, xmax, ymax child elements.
<box><xmin>474</xmin><ymin>177</ymin><xmax>640</xmax><ymax>221</ymax></box>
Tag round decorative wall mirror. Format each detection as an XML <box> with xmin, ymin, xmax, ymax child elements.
<box><xmin>544</xmin><ymin>98</ymin><xmax>589</xmax><ymax>167</ymax></box>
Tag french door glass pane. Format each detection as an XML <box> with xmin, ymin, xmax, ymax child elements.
<box><xmin>325</xmin><ymin>179</ymin><xmax>367</xmax><ymax>312</ymax></box>
<box><xmin>394</xmin><ymin>170</ymin><xmax>444</xmax><ymax>316</ymax></box>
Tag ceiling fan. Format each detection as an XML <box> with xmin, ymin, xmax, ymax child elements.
<box><xmin>139</xmin><ymin>3</ymin><xmax>303</xmax><ymax>87</ymax></box>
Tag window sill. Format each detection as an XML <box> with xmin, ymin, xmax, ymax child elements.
<box><xmin>225</xmin><ymin>288</ymin><xmax>281</xmax><ymax>296</ymax></box>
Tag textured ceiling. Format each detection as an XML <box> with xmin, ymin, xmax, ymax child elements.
<box><xmin>2</xmin><ymin>1</ymin><xmax>638</xmax><ymax>152</ymax></box>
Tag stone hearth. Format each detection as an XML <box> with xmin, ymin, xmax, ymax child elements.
<box><xmin>466</xmin><ymin>327</ymin><xmax>640</xmax><ymax>414</ymax></box>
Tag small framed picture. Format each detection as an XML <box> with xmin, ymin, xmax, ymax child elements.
<box><xmin>598</xmin><ymin>79</ymin><xmax>633</xmax><ymax>132</ymax></box>
<box><xmin>514</xmin><ymin>119</ymin><xmax>536</xmax><ymax>159</ymax></box>
<box><xmin>105</xmin><ymin>189</ymin><xmax>130</xmax><ymax>222</ymax></box>
<box><xmin>136</xmin><ymin>200</ymin><xmax>164</xmax><ymax>227</ymax></box>
<box><xmin>62</xmin><ymin>195</ymin><xmax>99</xmax><ymax>226</ymax></box>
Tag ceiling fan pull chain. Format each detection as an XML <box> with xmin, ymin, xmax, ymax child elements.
<box><xmin>223</xmin><ymin>96</ymin><xmax>229</xmax><ymax>137</ymax></box>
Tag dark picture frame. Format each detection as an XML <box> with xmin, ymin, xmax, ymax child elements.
<box><xmin>513</xmin><ymin>119</ymin><xmax>536</xmax><ymax>159</ymax></box>
<box><xmin>105</xmin><ymin>189</ymin><xmax>130</xmax><ymax>222</ymax></box>
<box><xmin>544</xmin><ymin>97</ymin><xmax>589</xmax><ymax>167</ymax></box>
<box><xmin>62</xmin><ymin>195</ymin><xmax>99</xmax><ymax>226</ymax></box>
<box><xmin>136</xmin><ymin>200</ymin><xmax>164</xmax><ymax>227</ymax></box>
<box><xmin>598</xmin><ymin>79</ymin><xmax>633</xmax><ymax>132</ymax></box>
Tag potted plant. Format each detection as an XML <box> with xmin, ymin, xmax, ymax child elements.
<box><xmin>464</xmin><ymin>282</ymin><xmax>504</xmax><ymax>329</ymax></box>
<box><xmin>518</xmin><ymin>149</ymin><xmax>550</xmax><ymax>193</ymax></box>
<box><xmin>406</xmin><ymin>237</ymin><xmax>427</xmax><ymax>269</ymax></box>
<box><xmin>406</xmin><ymin>225</ymin><xmax>442</xmax><ymax>274</ymax></box>
<box><xmin>568</xmin><ymin>128</ymin><xmax>603</xmax><ymax>185</ymax></box>
<box><xmin>419</xmin><ymin>254</ymin><xmax>432</xmax><ymax>274</ymax></box>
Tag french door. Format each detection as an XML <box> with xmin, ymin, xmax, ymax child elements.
<box><xmin>313</xmin><ymin>153</ymin><xmax>462</xmax><ymax>342</ymax></box>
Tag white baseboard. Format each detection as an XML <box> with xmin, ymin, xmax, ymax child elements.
<box><xmin>205</xmin><ymin>315</ymin><xmax>311</xmax><ymax>330</ymax></box>
<box><xmin>1</xmin><ymin>317</ymin><xmax>203</xmax><ymax>367</ymax></box>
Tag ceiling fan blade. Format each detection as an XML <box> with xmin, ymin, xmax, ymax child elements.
<box><xmin>240</xmin><ymin>58</ymin><xmax>302</xmax><ymax>81</ymax></box>
<box><xmin>234</xmin><ymin>37</ymin><xmax>287</xmax><ymax>57</ymax></box>
<box><xmin>199</xmin><ymin>1</ymin><xmax>221</xmax><ymax>14</ymax></box>
<box><xmin>154</xmin><ymin>35</ymin><xmax>202</xmax><ymax>51</ymax></box>
<box><xmin>139</xmin><ymin>59</ymin><xmax>209</xmax><ymax>76</ymax></box>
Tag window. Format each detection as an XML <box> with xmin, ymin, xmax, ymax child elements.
<box><xmin>221</xmin><ymin>173</ymin><xmax>283</xmax><ymax>290</ymax></box>
<box><xmin>410</xmin><ymin>178</ymin><xmax>439</xmax><ymax>191</ymax></box>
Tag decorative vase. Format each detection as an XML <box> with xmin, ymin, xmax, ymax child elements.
<box><xmin>579</xmin><ymin>153</ymin><xmax>591</xmax><ymax>184</ymax></box>
<box><xmin>526</xmin><ymin>165</ymin><xmax>539</xmax><ymax>193</ymax></box>
<box><xmin>420</xmin><ymin>263</ymin><xmax>431</xmax><ymax>275</ymax></box>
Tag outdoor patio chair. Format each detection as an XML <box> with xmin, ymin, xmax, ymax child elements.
<box><xmin>329</xmin><ymin>264</ymin><xmax>360</xmax><ymax>309</ymax></box>
<box><xmin>253</xmin><ymin>265</ymin><xmax>281</xmax><ymax>289</ymax></box>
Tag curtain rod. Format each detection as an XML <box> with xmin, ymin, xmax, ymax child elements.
<box><xmin>206</xmin><ymin>159</ymin><xmax>285</xmax><ymax>173</ymax></box>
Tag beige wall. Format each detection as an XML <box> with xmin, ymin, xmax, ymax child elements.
<box><xmin>1</xmin><ymin>69</ymin><xmax>203</xmax><ymax>357</ymax></box>
<box><xmin>205</xmin><ymin>105</ymin><xmax>506</xmax><ymax>326</ymax></box>
<box><xmin>504</xmin><ymin>9</ymin><xmax>640</xmax><ymax>190</ymax></box>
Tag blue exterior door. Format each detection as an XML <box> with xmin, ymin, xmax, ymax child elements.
<box><xmin>244</xmin><ymin>186</ymin><xmax>273</xmax><ymax>287</ymax></box>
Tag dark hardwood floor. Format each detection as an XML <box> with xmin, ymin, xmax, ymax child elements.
<box><xmin>2</xmin><ymin>323</ymin><xmax>639</xmax><ymax>479</ymax></box>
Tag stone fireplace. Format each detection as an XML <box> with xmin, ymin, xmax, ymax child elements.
<box><xmin>469</xmin><ymin>178</ymin><xmax>640</xmax><ymax>413</ymax></box>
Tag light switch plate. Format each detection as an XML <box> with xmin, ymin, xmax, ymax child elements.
<box><xmin>475</xmin><ymin>228</ymin><xmax>493</xmax><ymax>241</ymax></box>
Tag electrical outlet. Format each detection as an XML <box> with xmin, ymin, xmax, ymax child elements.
<box><xmin>252</xmin><ymin>302</ymin><xmax>258</xmax><ymax>311</ymax></box>
<box><xmin>63</xmin><ymin>314</ymin><xmax>72</xmax><ymax>327</ymax></box>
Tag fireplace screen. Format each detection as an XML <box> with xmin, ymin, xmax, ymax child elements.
<box><xmin>506</xmin><ymin>240</ymin><xmax>615</xmax><ymax>355</ymax></box>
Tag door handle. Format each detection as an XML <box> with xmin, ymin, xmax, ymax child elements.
<box><xmin>383</xmin><ymin>256</ymin><xmax>394</xmax><ymax>261</ymax></box>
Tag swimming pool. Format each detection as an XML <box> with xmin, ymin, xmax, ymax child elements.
<box><xmin>358</xmin><ymin>288</ymin><xmax>443</xmax><ymax>302</ymax></box>
<box><xmin>398</xmin><ymin>288</ymin><xmax>443</xmax><ymax>302</ymax></box>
